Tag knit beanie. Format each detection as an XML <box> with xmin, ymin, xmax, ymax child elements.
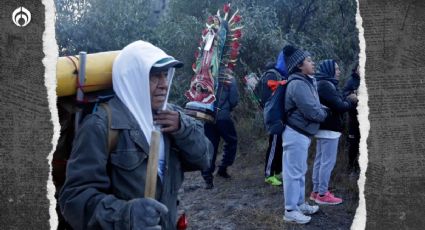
<box><xmin>318</xmin><ymin>59</ymin><xmax>336</xmax><ymax>78</ymax></box>
<box><xmin>283</xmin><ymin>45</ymin><xmax>311</xmax><ymax>74</ymax></box>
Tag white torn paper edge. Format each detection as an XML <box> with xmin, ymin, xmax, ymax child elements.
<box><xmin>42</xmin><ymin>0</ymin><xmax>59</xmax><ymax>229</ymax></box>
<box><xmin>351</xmin><ymin>0</ymin><xmax>369</xmax><ymax>229</ymax></box>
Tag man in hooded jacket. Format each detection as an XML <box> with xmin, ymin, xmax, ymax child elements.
<box><xmin>59</xmin><ymin>40</ymin><xmax>212</xmax><ymax>230</ymax></box>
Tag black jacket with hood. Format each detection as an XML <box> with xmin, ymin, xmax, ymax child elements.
<box><xmin>315</xmin><ymin>60</ymin><xmax>354</xmax><ymax>132</ymax></box>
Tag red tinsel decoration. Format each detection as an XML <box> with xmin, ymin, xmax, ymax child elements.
<box><xmin>223</xmin><ymin>3</ymin><xmax>230</xmax><ymax>13</ymax></box>
<box><xmin>227</xmin><ymin>63</ymin><xmax>235</xmax><ymax>69</ymax></box>
<box><xmin>230</xmin><ymin>49</ymin><xmax>238</xmax><ymax>59</ymax></box>
<box><xmin>233</xmin><ymin>29</ymin><xmax>242</xmax><ymax>38</ymax></box>
<box><xmin>231</xmin><ymin>41</ymin><xmax>240</xmax><ymax>49</ymax></box>
<box><xmin>232</xmin><ymin>14</ymin><xmax>241</xmax><ymax>23</ymax></box>
<box><xmin>207</xmin><ymin>16</ymin><xmax>214</xmax><ymax>24</ymax></box>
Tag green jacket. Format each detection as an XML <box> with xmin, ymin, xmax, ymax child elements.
<box><xmin>59</xmin><ymin>97</ymin><xmax>212</xmax><ymax>230</ymax></box>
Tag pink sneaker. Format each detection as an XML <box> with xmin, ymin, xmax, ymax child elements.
<box><xmin>315</xmin><ymin>191</ymin><xmax>343</xmax><ymax>205</ymax></box>
<box><xmin>309</xmin><ymin>192</ymin><xmax>318</xmax><ymax>201</ymax></box>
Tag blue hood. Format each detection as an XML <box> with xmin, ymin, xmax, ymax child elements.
<box><xmin>274</xmin><ymin>51</ymin><xmax>288</xmax><ymax>77</ymax></box>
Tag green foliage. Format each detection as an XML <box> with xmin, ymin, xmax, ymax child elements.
<box><xmin>151</xmin><ymin>14</ymin><xmax>205</xmax><ymax>106</ymax></box>
<box><xmin>55</xmin><ymin>0</ymin><xmax>153</xmax><ymax>55</ymax></box>
<box><xmin>55</xmin><ymin>0</ymin><xmax>359</xmax><ymax>119</ymax></box>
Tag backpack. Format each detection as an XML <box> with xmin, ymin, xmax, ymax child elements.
<box><xmin>254</xmin><ymin>68</ymin><xmax>285</xmax><ymax>108</ymax></box>
<box><xmin>52</xmin><ymin>91</ymin><xmax>119</xmax><ymax>230</ymax></box>
<box><xmin>263</xmin><ymin>79</ymin><xmax>296</xmax><ymax>135</ymax></box>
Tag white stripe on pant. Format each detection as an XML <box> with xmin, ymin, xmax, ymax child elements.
<box><xmin>282</xmin><ymin>126</ymin><xmax>311</xmax><ymax>211</ymax></box>
<box><xmin>265</xmin><ymin>134</ymin><xmax>278</xmax><ymax>177</ymax></box>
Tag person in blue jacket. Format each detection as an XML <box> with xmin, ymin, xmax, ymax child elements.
<box><xmin>59</xmin><ymin>41</ymin><xmax>212</xmax><ymax>230</ymax></box>
<box><xmin>309</xmin><ymin>59</ymin><xmax>358</xmax><ymax>205</ymax></box>
<box><xmin>202</xmin><ymin>76</ymin><xmax>239</xmax><ymax>189</ymax></box>
<box><xmin>281</xmin><ymin>45</ymin><xmax>329</xmax><ymax>224</ymax></box>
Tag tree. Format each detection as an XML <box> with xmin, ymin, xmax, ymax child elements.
<box><xmin>55</xmin><ymin>0</ymin><xmax>154</xmax><ymax>55</ymax></box>
<box><xmin>55</xmin><ymin>0</ymin><xmax>359</xmax><ymax>105</ymax></box>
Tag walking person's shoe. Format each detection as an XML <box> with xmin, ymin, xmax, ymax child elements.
<box><xmin>204</xmin><ymin>180</ymin><xmax>214</xmax><ymax>189</ymax></box>
<box><xmin>309</xmin><ymin>192</ymin><xmax>318</xmax><ymax>201</ymax></box>
<box><xmin>203</xmin><ymin>176</ymin><xmax>214</xmax><ymax>189</ymax></box>
<box><xmin>217</xmin><ymin>167</ymin><xmax>231</xmax><ymax>179</ymax></box>
<box><xmin>283</xmin><ymin>210</ymin><xmax>311</xmax><ymax>224</ymax></box>
<box><xmin>315</xmin><ymin>191</ymin><xmax>343</xmax><ymax>205</ymax></box>
<box><xmin>275</xmin><ymin>173</ymin><xmax>283</xmax><ymax>182</ymax></box>
<box><xmin>298</xmin><ymin>202</ymin><xmax>319</xmax><ymax>214</ymax></box>
<box><xmin>265</xmin><ymin>175</ymin><xmax>282</xmax><ymax>186</ymax></box>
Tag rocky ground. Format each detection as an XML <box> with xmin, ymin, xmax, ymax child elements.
<box><xmin>179</xmin><ymin>134</ymin><xmax>359</xmax><ymax>230</ymax></box>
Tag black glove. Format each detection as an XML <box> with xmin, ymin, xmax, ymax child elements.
<box><xmin>130</xmin><ymin>198</ymin><xmax>168</xmax><ymax>230</ymax></box>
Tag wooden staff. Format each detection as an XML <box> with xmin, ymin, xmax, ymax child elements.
<box><xmin>144</xmin><ymin>130</ymin><xmax>161</xmax><ymax>198</ymax></box>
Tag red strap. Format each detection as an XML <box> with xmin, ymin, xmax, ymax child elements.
<box><xmin>66</xmin><ymin>55</ymin><xmax>113</xmax><ymax>103</ymax></box>
<box><xmin>66</xmin><ymin>55</ymin><xmax>111</xmax><ymax>91</ymax></box>
<box><xmin>267</xmin><ymin>80</ymin><xmax>287</xmax><ymax>92</ymax></box>
<box><xmin>66</xmin><ymin>56</ymin><xmax>84</xmax><ymax>92</ymax></box>
<box><xmin>66</xmin><ymin>56</ymin><xmax>79</xmax><ymax>74</ymax></box>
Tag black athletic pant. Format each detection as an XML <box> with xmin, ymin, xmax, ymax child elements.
<box><xmin>264</xmin><ymin>134</ymin><xmax>283</xmax><ymax>177</ymax></box>
<box><xmin>202</xmin><ymin>118</ymin><xmax>238</xmax><ymax>180</ymax></box>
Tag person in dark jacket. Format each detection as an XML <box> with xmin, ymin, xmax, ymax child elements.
<box><xmin>202</xmin><ymin>76</ymin><xmax>239</xmax><ymax>189</ymax></box>
<box><xmin>59</xmin><ymin>41</ymin><xmax>212</xmax><ymax>230</ymax></box>
<box><xmin>261</xmin><ymin>52</ymin><xmax>287</xmax><ymax>186</ymax></box>
<box><xmin>281</xmin><ymin>45</ymin><xmax>329</xmax><ymax>224</ymax></box>
<box><xmin>343</xmin><ymin>62</ymin><xmax>360</xmax><ymax>175</ymax></box>
<box><xmin>309</xmin><ymin>59</ymin><xmax>358</xmax><ymax>205</ymax></box>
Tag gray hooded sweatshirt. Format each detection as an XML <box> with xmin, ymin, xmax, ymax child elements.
<box><xmin>284</xmin><ymin>73</ymin><xmax>328</xmax><ymax>136</ymax></box>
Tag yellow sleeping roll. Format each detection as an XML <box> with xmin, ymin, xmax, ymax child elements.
<box><xmin>56</xmin><ymin>51</ymin><xmax>120</xmax><ymax>97</ymax></box>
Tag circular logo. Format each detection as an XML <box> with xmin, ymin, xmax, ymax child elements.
<box><xmin>12</xmin><ymin>7</ymin><xmax>31</xmax><ymax>27</ymax></box>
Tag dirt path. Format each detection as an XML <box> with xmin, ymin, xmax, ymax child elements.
<box><xmin>179</xmin><ymin>136</ymin><xmax>359</xmax><ymax>230</ymax></box>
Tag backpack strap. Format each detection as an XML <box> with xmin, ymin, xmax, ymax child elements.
<box><xmin>283</xmin><ymin>79</ymin><xmax>296</xmax><ymax>118</ymax></box>
<box><xmin>100</xmin><ymin>103</ymin><xmax>119</xmax><ymax>154</ymax></box>
<box><xmin>283</xmin><ymin>78</ymin><xmax>305</xmax><ymax>121</ymax></box>
<box><xmin>284</xmin><ymin>78</ymin><xmax>315</xmax><ymax>137</ymax></box>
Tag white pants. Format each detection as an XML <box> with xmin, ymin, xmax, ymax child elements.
<box><xmin>282</xmin><ymin>126</ymin><xmax>311</xmax><ymax>211</ymax></box>
<box><xmin>312</xmin><ymin>137</ymin><xmax>340</xmax><ymax>194</ymax></box>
